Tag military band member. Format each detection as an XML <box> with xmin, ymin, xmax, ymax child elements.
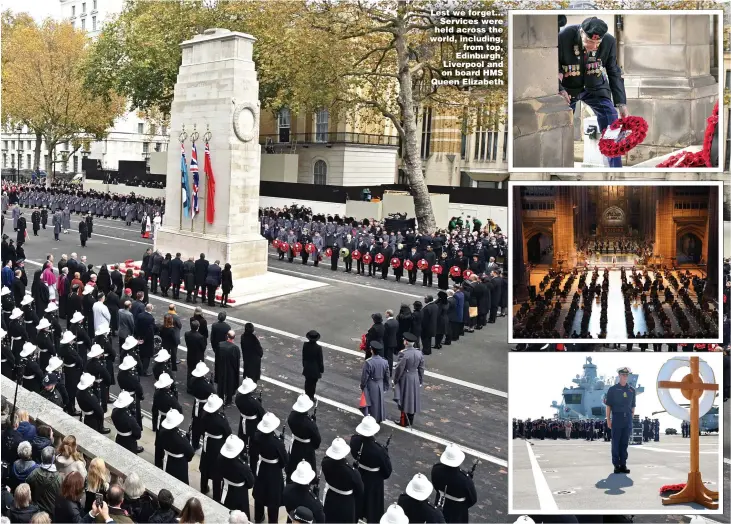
<box><xmin>321</xmin><ymin>437</ymin><xmax>364</xmax><ymax>524</ymax></box>
<box><xmin>605</xmin><ymin>366</ymin><xmax>635</xmax><ymax>474</ymax></box>
<box><xmin>558</xmin><ymin>17</ymin><xmax>628</xmax><ymax>168</ymax></box>
<box><xmin>76</xmin><ymin>372</ymin><xmax>109</xmax><ymax>434</ymax></box>
<box><xmin>189</xmin><ymin>362</ymin><xmax>216</xmax><ymax>451</ymax></box>
<box><xmin>58</xmin><ymin>330</ymin><xmax>82</xmax><ymax>416</ymax></box>
<box><xmin>120</xmin><ymin>336</ymin><xmax>141</xmax><ymax>374</ymax></box>
<box><xmin>349</xmin><ymin>415</ymin><xmax>392</xmax><ymax>524</ymax></box>
<box><xmin>43</xmin><ymin>302</ymin><xmax>62</xmax><ymax>349</ymax></box>
<box><xmin>218</xmin><ymin>435</ymin><xmax>256</xmax><ymax>517</ymax></box>
<box><xmin>152</xmin><ymin>348</ymin><xmax>176</xmax><ymax>383</ymax></box>
<box><xmin>283</xmin><ymin>461</ymin><xmax>326</xmax><ymax>523</ymax></box>
<box><xmin>2</xmin><ymin>287</ymin><xmax>16</xmax><ymax>327</ymax></box>
<box><xmin>235</xmin><ymin>377</ymin><xmax>265</xmax><ymax>472</ymax></box>
<box><xmin>252</xmin><ymin>412</ymin><xmax>288</xmax><ymax>524</ymax></box>
<box><xmin>1</xmin><ymin>328</ymin><xmax>16</xmax><ymax>379</ymax></box>
<box><xmin>19</xmin><ymin>342</ymin><xmax>43</xmax><ymax>394</ymax></box>
<box><xmin>155</xmin><ymin>408</ymin><xmax>195</xmax><ymax>484</ymax></box>
<box><xmin>111</xmin><ymin>390</ymin><xmax>143</xmax><ymax>454</ymax></box>
<box><xmin>8</xmin><ymin>307</ymin><xmax>27</xmax><ymax>359</ymax></box>
<box><xmin>94</xmin><ymin>323</ymin><xmax>116</xmax><ymax>392</ymax></box>
<box><xmin>398</xmin><ymin>473</ymin><xmax>446</xmax><ymax>523</ymax></box>
<box><xmin>35</xmin><ymin>317</ymin><xmax>55</xmax><ymax>371</ymax></box>
<box><xmin>200</xmin><ymin>394</ymin><xmax>232</xmax><ymax>501</ymax></box>
<box><xmin>117</xmin><ymin>355</ymin><xmax>144</xmax><ymax>428</ymax></box>
<box><xmin>20</xmin><ymin>296</ymin><xmax>38</xmax><ymax>345</ymax></box>
<box><xmin>431</xmin><ymin>444</ymin><xmax>477</xmax><ymax>523</ymax></box>
<box><xmin>68</xmin><ymin>311</ymin><xmax>90</xmax><ymax>364</ymax></box>
<box><xmin>286</xmin><ymin>394</ymin><xmax>321</xmax><ymax>482</ymax></box>
<box><xmin>85</xmin><ymin>343</ymin><xmax>112</xmax><ymax>414</ymax></box>
<box><xmin>380</xmin><ymin>504</ymin><xmax>409</xmax><ymax>524</ymax></box>
<box><xmin>152</xmin><ymin>372</ymin><xmax>182</xmax><ymax>433</ymax></box>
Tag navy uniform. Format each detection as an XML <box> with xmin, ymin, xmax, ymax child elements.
<box><xmin>111</xmin><ymin>392</ymin><xmax>143</xmax><ymax>454</ymax></box>
<box><xmin>558</xmin><ymin>17</ymin><xmax>627</xmax><ymax>168</ymax></box>
<box><xmin>605</xmin><ymin>367</ymin><xmax>636</xmax><ymax>473</ymax></box>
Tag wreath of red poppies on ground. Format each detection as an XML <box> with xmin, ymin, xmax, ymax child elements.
<box><xmin>598</xmin><ymin>116</ymin><xmax>648</xmax><ymax>158</ymax></box>
<box><xmin>656</xmin><ymin>101</ymin><xmax>718</xmax><ymax>168</ymax></box>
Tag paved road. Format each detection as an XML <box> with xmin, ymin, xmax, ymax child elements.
<box><xmin>13</xmin><ymin>213</ymin><xmax>509</xmax><ymax>522</ymax></box>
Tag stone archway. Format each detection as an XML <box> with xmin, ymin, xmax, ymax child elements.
<box><xmin>677</xmin><ymin>232</ymin><xmax>703</xmax><ymax>264</ymax></box>
<box><xmin>526</xmin><ymin>231</ymin><xmax>553</xmax><ymax>265</ymax></box>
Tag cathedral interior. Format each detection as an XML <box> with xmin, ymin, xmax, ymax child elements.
<box><xmin>511</xmin><ymin>185</ymin><xmax>721</xmax><ymax>340</ymax></box>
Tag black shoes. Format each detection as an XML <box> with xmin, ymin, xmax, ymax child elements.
<box><xmin>135</xmin><ymin>446</ymin><xmax>144</xmax><ymax>454</ymax></box>
<box><xmin>620</xmin><ymin>465</ymin><xmax>630</xmax><ymax>473</ymax></box>
<box><xmin>100</xmin><ymin>427</ymin><xmax>111</xmax><ymax>435</ymax></box>
<box><xmin>614</xmin><ymin>466</ymin><xmax>621</xmax><ymax>474</ymax></box>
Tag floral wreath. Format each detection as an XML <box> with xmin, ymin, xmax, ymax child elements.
<box><xmin>598</xmin><ymin>116</ymin><xmax>648</xmax><ymax>158</ymax></box>
<box><xmin>656</xmin><ymin>102</ymin><xmax>719</xmax><ymax>168</ymax></box>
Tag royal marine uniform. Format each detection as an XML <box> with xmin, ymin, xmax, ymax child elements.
<box><xmin>605</xmin><ymin>366</ymin><xmax>636</xmax><ymax>474</ymax></box>
<box><xmin>558</xmin><ymin>17</ymin><xmax>627</xmax><ymax>168</ymax></box>
<box><xmin>235</xmin><ymin>378</ymin><xmax>265</xmax><ymax>472</ymax></box>
<box><xmin>398</xmin><ymin>474</ymin><xmax>446</xmax><ymax>524</ymax></box>
<box><xmin>76</xmin><ymin>372</ymin><xmax>109</xmax><ymax>434</ymax></box>
<box><xmin>252</xmin><ymin>413</ymin><xmax>289</xmax><ymax>524</ymax></box>
<box><xmin>111</xmin><ymin>390</ymin><xmax>143</xmax><ymax>454</ymax></box>
<box><xmin>283</xmin><ymin>461</ymin><xmax>326</xmax><ymax>523</ymax></box>
<box><xmin>349</xmin><ymin>416</ymin><xmax>392</xmax><ymax>524</ymax></box>
<box><xmin>189</xmin><ymin>362</ymin><xmax>216</xmax><ymax>451</ymax></box>
<box><xmin>431</xmin><ymin>444</ymin><xmax>477</xmax><ymax>524</ymax></box>
<box><xmin>200</xmin><ymin>394</ymin><xmax>232</xmax><ymax>501</ymax></box>
<box><xmin>154</xmin><ymin>408</ymin><xmax>195</xmax><ymax>484</ymax></box>
<box><xmin>151</xmin><ymin>372</ymin><xmax>182</xmax><ymax>432</ymax></box>
<box><xmin>217</xmin><ymin>435</ymin><xmax>256</xmax><ymax>517</ymax></box>
<box><xmin>321</xmin><ymin>437</ymin><xmax>364</xmax><ymax>524</ymax></box>
<box><xmin>117</xmin><ymin>355</ymin><xmax>144</xmax><ymax>428</ymax></box>
<box><xmin>285</xmin><ymin>395</ymin><xmax>321</xmax><ymax>482</ymax></box>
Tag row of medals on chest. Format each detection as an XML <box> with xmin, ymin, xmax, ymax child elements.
<box><xmin>563</xmin><ymin>46</ymin><xmax>602</xmax><ymax>77</ymax></box>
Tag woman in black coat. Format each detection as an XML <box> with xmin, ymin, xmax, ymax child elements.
<box><xmin>395</xmin><ymin>304</ymin><xmax>412</xmax><ymax>351</ymax></box>
<box><xmin>365</xmin><ymin>312</ymin><xmax>385</xmax><ymax>359</ymax></box>
<box><xmin>220</xmin><ymin>263</ymin><xmax>233</xmax><ymax>307</ymax></box>
<box><xmin>241</xmin><ymin>322</ymin><xmax>263</xmax><ymax>382</ymax></box>
<box><xmin>96</xmin><ymin>265</ymin><xmax>112</xmax><ymax>295</ymax></box>
<box><xmin>302</xmin><ymin>330</ymin><xmax>324</xmax><ymax>401</ymax></box>
<box><xmin>435</xmin><ymin>291</ymin><xmax>450</xmax><ymax>349</ymax></box>
<box><xmin>159</xmin><ymin>254</ymin><xmax>172</xmax><ymax>297</ymax></box>
<box><xmin>410</xmin><ymin>300</ymin><xmax>423</xmax><ymax>347</ymax></box>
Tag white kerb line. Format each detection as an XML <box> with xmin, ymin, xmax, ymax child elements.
<box><xmin>525</xmin><ymin>440</ymin><xmax>559</xmax><ymax>511</ymax></box>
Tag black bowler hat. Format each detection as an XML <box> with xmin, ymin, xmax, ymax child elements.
<box><xmin>581</xmin><ymin>17</ymin><xmax>608</xmax><ymax>40</ymax></box>
<box><xmin>306</xmin><ymin>330</ymin><xmax>320</xmax><ymax>341</ymax></box>
<box><xmin>403</xmin><ymin>332</ymin><xmax>418</xmax><ymax>343</ymax></box>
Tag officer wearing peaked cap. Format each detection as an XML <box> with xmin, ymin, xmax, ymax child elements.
<box><xmin>605</xmin><ymin>366</ymin><xmax>635</xmax><ymax>474</ymax></box>
<box><xmin>111</xmin><ymin>390</ymin><xmax>143</xmax><ymax>454</ymax></box>
<box><xmin>349</xmin><ymin>415</ymin><xmax>392</xmax><ymax>524</ymax></box>
<box><xmin>398</xmin><ymin>473</ymin><xmax>445</xmax><ymax>523</ymax></box>
<box><xmin>39</xmin><ymin>371</ymin><xmax>65</xmax><ymax>409</ymax></box>
<box><xmin>283</xmin><ymin>461</ymin><xmax>325</xmax><ymax>523</ymax></box>
<box><xmin>558</xmin><ymin>16</ymin><xmax>628</xmax><ymax>168</ymax></box>
<box><xmin>286</xmin><ymin>394</ymin><xmax>322</xmax><ymax>482</ymax></box>
<box><xmin>431</xmin><ymin>444</ymin><xmax>477</xmax><ymax>523</ymax></box>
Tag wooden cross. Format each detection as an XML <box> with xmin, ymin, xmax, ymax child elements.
<box><xmin>657</xmin><ymin>356</ymin><xmax>718</xmax><ymax>509</ymax></box>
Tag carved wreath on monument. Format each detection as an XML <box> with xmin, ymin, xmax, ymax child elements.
<box><xmin>232</xmin><ymin>99</ymin><xmax>260</xmax><ymax>143</ymax></box>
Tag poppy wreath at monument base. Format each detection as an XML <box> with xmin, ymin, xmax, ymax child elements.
<box><xmin>701</xmin><ymin>101</ymin><xmax>719</xmax><ymax>167</ymax></box>
<box><xmin>656</xmin><ymin>102</ymin><xmax>718</xmax><ymax>168</ymax></box>
<box><xmin>598</xmin><ymin>116</ymin><xmax>648</xmax><ymax>158</ymax></box>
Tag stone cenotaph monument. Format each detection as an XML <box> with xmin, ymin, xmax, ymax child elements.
<box><xmin>155</xmin><ymin>28</ymin><xmax>268</xmax><ymax>279</ymax></box>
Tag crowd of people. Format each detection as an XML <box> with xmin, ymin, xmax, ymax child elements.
<box><xmin>511</xmin><ymin>416</ymin><xmax>661</xmax><ymax>442</ymax></box>
<box><xmin>514</xmin><ymin>263</ymin><xmax>719</xmax><ymax>340</ymax></box>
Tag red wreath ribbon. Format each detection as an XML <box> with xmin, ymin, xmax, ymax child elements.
<box><xmin>598</xmin><ymin>116</ymin><xmax>648</xmax><ymax>158</ymax></box>
<box><xmin>375</xmin><ymin>253</ymin><xmax>385</xmax><ymax>264</ymax></box>
<box><xmin>403</xmin><ymin>259</ymin><xmax>414</xmax><ymax>271</ymax></box>
<box><xmin>450</xmin><ymin>265</ymin><xmax>462</xmax><ymax>278</ymax></box>
<box><xmin>390</xmin><ymin>258</ymin><xmax>401</xmax><ymax>269</ymax></box>
<box><xmin>351</xmin><ymin>250</ymin><xmax>361</xmax><ymax>260</ymax></box>
<box><xmin>655</xmin><ymin>102</ymin><xmax>718</xmax><ymax>168</ymax></box>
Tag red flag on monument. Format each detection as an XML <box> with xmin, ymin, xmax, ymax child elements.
<box><xmin>204</xmin><ymin>142</ymin><xmax>216</xmax><ymax>224</ymax></box>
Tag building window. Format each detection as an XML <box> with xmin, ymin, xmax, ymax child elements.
<box><xmin>26</xmin><ymin>140</ymin><xmax>31</xmax><ymax>150</ymax></box>
<box><xmin>313</xmin><ymin>160</ymin><xmax>327</xmax><ymax>185</ymax></box>
<box><xmin>142</xmin><ymin>142</ymin><xmax>149</xmax><ymax>154</ymax></box>
<box><xmin>137</xmin><ymin>122</ymin><xmax>144</xmax><ymax>134</ymax></box>
<box><xmin>315</xmin><ymin>109</ymin><xmax>329</xmax><ymax>143</ymax></box>
<box><xmin>18</xmin><ymin>155</ymin><xmax>23</xmax><ymax>169</ymax></box>
<box><xmin>460</xmin><ymin>171</ymin><xmax>473</xmax><ymax>187</ymax></box>
<box><xmin>71</xmin><ymin>20</ymin><xmax>75</xmax><ymax>29</ymax></box>
<box><xmin>63</xmin><ymin>141</ymin><xmax>69</xmax><ymax>151</ymax></box>
<box><xmin>72</xmin><ymin>6</ymin><xmax>75</xmax><ymax>16</ymax></box>
<box><xmin>62</xmin><ymin>159</ymin><xmax>67</xmax><ymax>172</ymax></box>
<box><xmin>503</xmin><ymin>130</ymin><xmax>508</xmax><ymax>162</ymax></box>
<box><xmin>10</xmin><ymin>141</ymin><xmax>14</xmax><ymax>150</ymax></box>
<box><xmin>397</xmin><ymin>169</ymin><xmax>408</xmax><ymax>185</ymax></box>
<box><xmin>2</xmin><ymin>140</ymin><xmax>7</xmax><ymax>150</ymax></box>
<box><xmin>73</xmin><ymin>156</ymin><xmax>78</xmax><ymax>173</ymax></box>
<box><xmin>277</xmin><ymin>107</ymin><xmax>290</xmax><ymax>143</ymax></box>
<box><xmin>26</xmin><ymin>154</ymin><xmax>31</xmax><ymax>169</ymax></box>
<box><xmin>420</xmin><ymin>106</ymin><xmax>432</xmax><ymax>159</ymax></box>
<box><xmin>155</xmin><ymin>142</ymin><xmax>162</xmax><ymax>152</ymax></box>
<box><xmin>460</xmin><ymin>118</ymin><xmax>468</xmax><ymax>160</ymax></box>
<box><xmin>2</xmin><ymin>154</ymin><xmax>6</xmax><ymax>168</ymax></box>
<box><xmin>82</xmin><ymin>3</ymin><xmax>86</xmax><ymax>14</ymax></box>
<box><xmin>161</xmin><ymin>125</ymin><xmax>167</xmax><ymax>136</ymax></box>
<box><xmin>93</xmin><ymin>0</ymin><xmax>97</xmax><ymax>10</ymax></box>
<box><xmin>44</xmin><ymin>154</ymin><xmax>48</xmax><ymax>170</ymax></box>
<box><xmin>81</xmin><ymin>18</ymin><xmax>85</xmax><ymax>30</ymax></box>
<box><xmin>92</xmin><ymin>16</ymin><xmax>96</xmax><ymax>31</ymax></box>
<box><xmin>474</xmin><ymin>107</ymin><xmax>499</xmax><ymax>162</ymax></box>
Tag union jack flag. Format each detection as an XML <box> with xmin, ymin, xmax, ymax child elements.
<box><xmin>190</xmin><ymin>142</ymin><xmax>200</xmax><ymax>216</ymax></box>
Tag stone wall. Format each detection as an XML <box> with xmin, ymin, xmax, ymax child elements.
<box><xmin>1</xmin><ymin>379</ymin><xmax>230</xmax><ymax>523</ymax></box>
<box><xmin>511</xmin><ymin>15</ymin><xmax>574</xmax><ymax>168</ymax></box>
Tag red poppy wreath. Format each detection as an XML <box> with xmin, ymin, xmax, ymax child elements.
<box><xmin>656</xmin><ymin>101</ymin><xmax>718</xmax><ymax>168</ymax></box>
<box><xmin>598</xmin><ymin>116</ymin><xmax>648</xmax><ymax>158</ymax></box>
